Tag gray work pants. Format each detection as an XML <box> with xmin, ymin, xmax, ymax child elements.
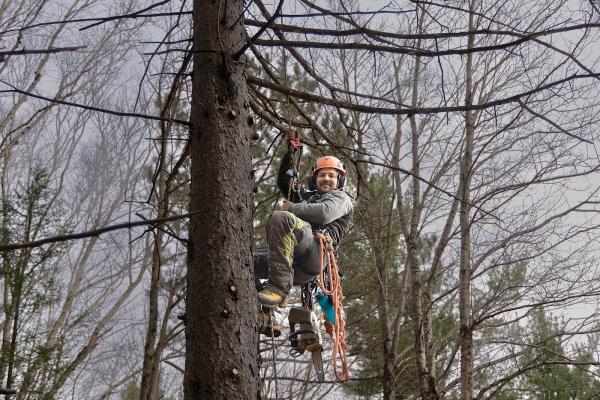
<box><xmin>266</xmin><ymin>211</ymin><xmax>324</xmax><ymax>294</ymax></box>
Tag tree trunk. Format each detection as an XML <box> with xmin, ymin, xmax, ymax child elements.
<box><xmin>459</xmin><ymin>3</ymin><xmax>476</xmax><ymax>399</ymax></box>
<box><xmin>140</xmin><ymin>89</ymin><xmax>169</xmax><ymax>400</ymax></box>
<box><xmin>184</xmin><ymin>0</ymin><xmax>258</xmax><ymax>399</ymax></box>
<box><xmin>0</xmin><ymin>193</ymin><xmax>11</xmax><ymax>386</ymax></box>
<box><xmin>405</xmin><ymin>18</ymin><xmax>439</xmax><ymax>399</ymax></box>
<box><xmin>139</xmin><ymin>233</ymin><xmax>163</xmax><ymax>400</ymax></box>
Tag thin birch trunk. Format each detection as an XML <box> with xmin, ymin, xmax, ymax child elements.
<box><xmin>459</xmin><ymin>2</ymin><xmax>477</xmax><ymax>399</ymax></box>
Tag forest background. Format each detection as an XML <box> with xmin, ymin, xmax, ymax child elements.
<box><xmin>1</xmin><ymin>0</ymin><xmax>600</xmax><ymax>399</ymax></box>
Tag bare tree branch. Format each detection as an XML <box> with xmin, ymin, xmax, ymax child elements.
<box><xmin>248</xmin><ymin>73</ymin><xmax>600</xmax><ymax>116</ymax></box>
<box><xmin>0</xmin><ymin>81</ymin><xmax>189</xmax><ymax>126</ymax></box>
<box><xmin>233</xmin><ymin>0</ymin><xmax>284</xmax><ymax>60</ymax></box>
<box><xmin>0</xmin><ymin>12</ymin><xmax>191</xmax><ymax>35</ymax></box>
<box><xmin>79</xmin><ymin>0</ymin><xmax>174</xmax><ymax>30</ymax></box>
<box><xmin>0</xmin><ymin>213</ymin><xmax>194</xmax><ymax>252</ymax></box>
<box><xmin>518</xmin><ymin>100</ymin><xmax>592</xmax><ymax>143</ymax></box>
<box><xmin>0</xmin><ymin>46</ymin><xmax>85</xmax><ymax>57</ymax></box>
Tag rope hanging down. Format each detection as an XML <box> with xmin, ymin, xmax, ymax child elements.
<box><xmin>316</xmin><ymin>232</ymin><xmax>350</xmax><ymax>381</ymax></box>
<box><xmin>286</xmin><ymin>129</ymin><xmax>302</xmax><ymax>200</ymax></box>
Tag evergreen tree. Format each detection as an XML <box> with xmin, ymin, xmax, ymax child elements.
<box><xmin>521</xmin><ymin>309</ymin><xmax>600</xmax><ymax>399</ymax></box>
<box><xmin>0</xmin><ymin>166</ymin><xmax>66</xmax><ymax>394</ymax></box>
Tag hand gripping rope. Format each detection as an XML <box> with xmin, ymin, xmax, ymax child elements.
<box><xmin>316</xmin><ymin>232</ymin><xmax>350</xmax><ymax>381</ymax></box>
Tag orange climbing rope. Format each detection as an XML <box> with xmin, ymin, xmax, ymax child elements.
<box><xmin>316</xmin><ymin>232</ymin><xmax>350</xmax><ymax>382</ymax></box>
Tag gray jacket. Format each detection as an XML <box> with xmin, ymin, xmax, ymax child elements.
<box><xmin>287</xmin><ymin>190</ymin><xmax>353</xmax><ymax>225</ymax></box>
<box><xmin>288</xmin><ymin>190</ymin><xmax>353</xmax><ymax>247</ymax></box>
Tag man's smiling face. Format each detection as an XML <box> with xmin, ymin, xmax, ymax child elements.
<box><xmin>315</xmin><ymin>168</ymin><xmax>338</xmax><ymax>193</ymax></box>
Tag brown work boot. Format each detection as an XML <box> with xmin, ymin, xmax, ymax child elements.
<box><xmin>257</xmin><ymin>284</ymin><xmax>287</xmax><ymax>308</ymax></box>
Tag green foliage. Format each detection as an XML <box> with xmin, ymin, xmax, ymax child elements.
<box><xmin>520</xmin><ymin>309</ymin><xmax>600</xmax><ymax>399</ymax></box>
<box><xmin>120</xmin><ymin>380</ymin><xmax>140</xmax><ymax>400</ymax></box>
<box><xmin>341</xmin><ymin>172</ymin><xmax>456</xmax><ymax>398</ymax></box>
<box><xmin>479</xmin><ymin>305</ymin><xmax>600</xmax><ymax>399</ymax></box>
<box><xmin>119</xmin><ymin>379</ymin><xmax>176</xmax><ymax>400</ymax></box>
<box><xmin>0</xmin><ymin>166</ymin><xmax>67</xmax><ymax>388</ymax></box>
<box><xmin>4</xmin><ymin>167</ymin><xmax>64</xmax><ymax>307</ymax></box>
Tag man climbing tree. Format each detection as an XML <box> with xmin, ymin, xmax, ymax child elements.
<box><xmin>257</xmin><ymin>134</ymin><xmax>354</xmax><ymax>309</ymax></box>
<box><xmin>185</xmin><ymin>0</ymin><xmax>258</xmax><ymax>399</ymax></box>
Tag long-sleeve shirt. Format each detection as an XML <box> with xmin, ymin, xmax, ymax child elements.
<box><xmin>287</xmin><ymin>190</ymin><xmax>353</xmax><ymax>225</ymax></box>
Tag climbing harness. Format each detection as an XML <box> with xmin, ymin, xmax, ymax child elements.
<box><xmin>316</xmin><ymin>232</ymin><xmax>350</xmax><ymax>382</ymax></box>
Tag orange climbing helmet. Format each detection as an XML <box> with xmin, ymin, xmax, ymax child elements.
<box><xmin>309</xmin><ymin>156</ymin><xmax>347</xmax><ymax>190</ymax></box>
<box><xmin>312</xmin><ymin>156</ymin><xmax>347</xmax><ymax>176</ymax></box>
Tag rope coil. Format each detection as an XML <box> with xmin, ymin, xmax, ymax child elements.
<box><xmin>316</xmin><ymin>232</ymin><xmax>350</xmax><ymax>381</ymax></box>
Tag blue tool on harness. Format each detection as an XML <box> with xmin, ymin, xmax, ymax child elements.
<box><xmin>315</xmin><ymin>290</ymin><xmax>335</xmax><ymax>325</ymax></box>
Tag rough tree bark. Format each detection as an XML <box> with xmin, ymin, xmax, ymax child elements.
<box><xmin>185</xmin><ymin>0</ymin><xmax>259</xmax><ymax>399</ymax></box>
